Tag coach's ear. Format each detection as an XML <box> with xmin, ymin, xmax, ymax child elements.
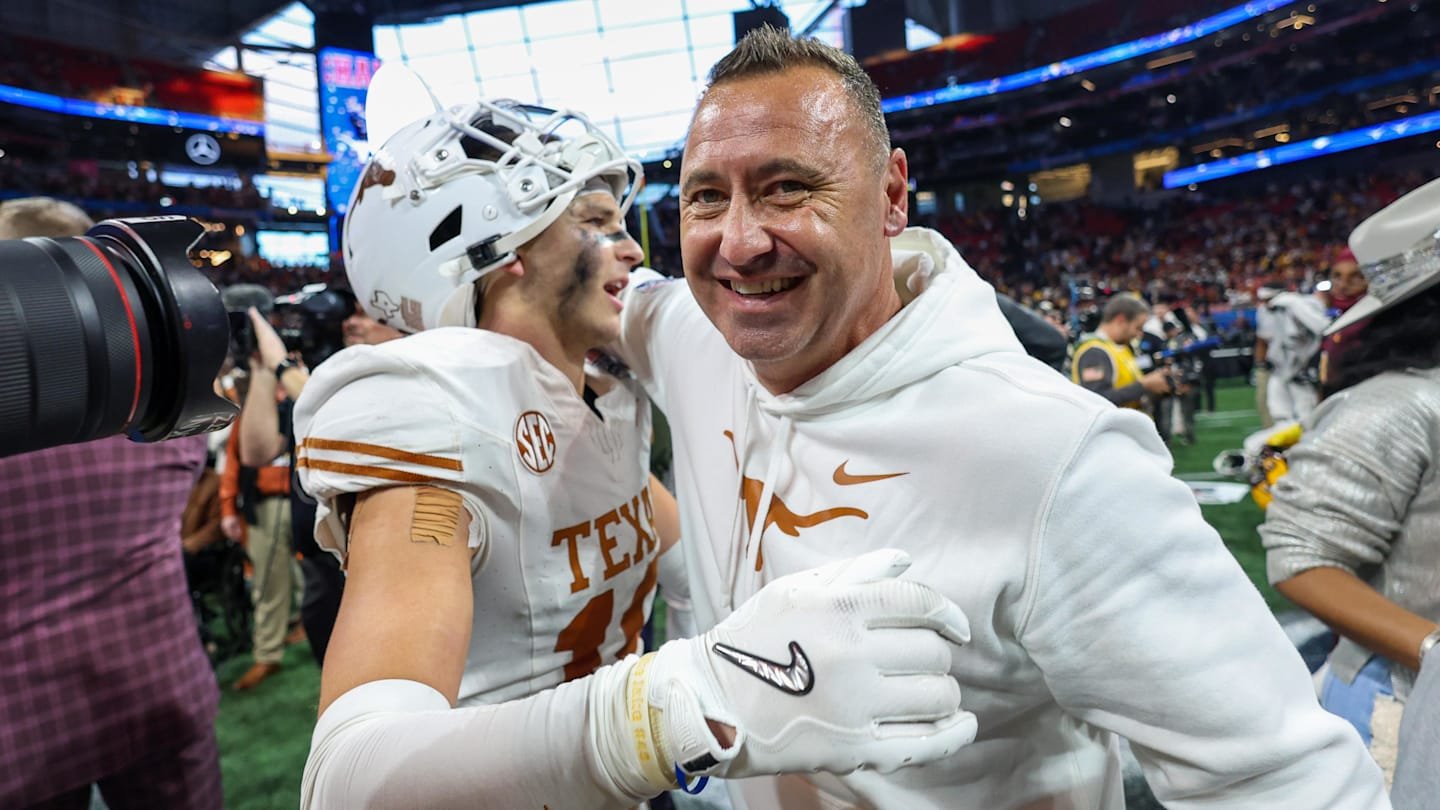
<box><xmin>883</xmin><ymin>148</ymin><xmax>909</xmax><ymax>238</ymax></box>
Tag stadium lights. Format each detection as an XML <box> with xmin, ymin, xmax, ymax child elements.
<box><xmin>880</xmin><ymin>0</ymin><xmax>1293</xmax><ymax>114</ymax></box>
<box><xmin>1059</xmin><ymin>116</ymin><xmax>1073</xmax><ymax>127</ymax></box>
<box><xmin>0</xmin><ymin>82</ymin><xmax>263</xmax><ymax>137</ymax></box>
<box><xmin>1164</xmin><ymin>108</ymin><xmax>1440</xmax><ymax>188</ymax></box>
<box><xmin>1146</xmin><ymin>51</ymin><xmax>1196</xmax><ymax>70</ymax></box>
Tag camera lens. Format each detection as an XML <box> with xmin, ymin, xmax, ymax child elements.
<box><xmin>0</xmin><ymin>216</ymin><xmax>237</xmax><ymax>458</ymax></box>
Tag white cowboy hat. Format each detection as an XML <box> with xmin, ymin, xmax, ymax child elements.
<box><xmin>1326</xmin><ymin>176</ymin><xmax>1440</xmax><ymax>335</ymax></box>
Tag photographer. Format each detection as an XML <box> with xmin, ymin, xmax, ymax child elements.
<box><xmin>0</xmin><ymin>199</ymin><xmax>221</xmax><ymax>808</ymax></box>
<box><xmin>236</xmin><ymin>296</ymin><xmax>399</xmax><ymax>669</ymax></box>
<box><xmin>1071</xmin><ymin>294</ymin><xmax>1178</xmax><ymax>410</ymax></box>
<box><xmin>1155</xmin><ymin>309</ymin><xmax>1211</xmax><ymax>446</ymax></box>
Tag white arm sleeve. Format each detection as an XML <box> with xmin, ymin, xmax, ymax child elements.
<box><xmin>303</xmin><ymin>665</ymin><xmax>646</xmax><ymax>809</ymax></box>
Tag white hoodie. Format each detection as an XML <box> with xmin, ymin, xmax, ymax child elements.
<box><xmin>615</xmin><ymin>228</ymin><xmax>1387</xmax><ymax>809</ymax></box>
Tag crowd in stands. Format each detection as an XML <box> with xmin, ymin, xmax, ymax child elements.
<box><xmin>896</xmin><ymin>0</ymin><xmax>1440</xmax><ymax>184</ymax></box>
<box><xmin>0</xmin><ymin>156</ymin><xmax>265</xmax><ymax>211</ymax></box>
<box><xmin>926</xmin><ymin>169</ymin><xmax>1421</xmax><ymax>331</ymax></box>
<box><xmin>867</xmin><ymin>0</ymin><xmax>1236</xmax><ymax>99</ymax></box>
<box><xmin>0</xmin><ymin>33</ymin><xmax>262</xmax><ymax>118</ymax></box>
<box><xmin>205</xmin><ymin>255</ymin><xmax>346</xmax><ymax>296</ymax></box>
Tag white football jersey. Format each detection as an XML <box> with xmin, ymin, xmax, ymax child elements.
<box><xmin>294</xmin><ymin>327</ymin><xmax>659</xmax><ymax>705</ymax></box>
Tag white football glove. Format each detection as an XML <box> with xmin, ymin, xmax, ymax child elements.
<box><xmin>606</xmin><ymin>549</ymin><xmax>976</xmax><ymax>794</ymax></box>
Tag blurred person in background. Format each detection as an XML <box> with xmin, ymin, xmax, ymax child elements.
<box><xmin>0</xmin><ymin>198</ymin><xmax>221</xmax><ymax>809</ymax></box>
<box><xmin>236</xmin><ymin>297</ymin><xmax>400</xmax><ymax>667</ymax></box>
<box><xmin>1071</xmin><ymin>293</ymin><xmax>1178</xmax><ymax>410</ymax></box>
<box><xmin>1253</xmin><ymin>280</ymin><xmax>1328</xmax><ymax>424</ymax></box>
<box><xmin>1261</xmin><ymin>177</ymin><xmax>1440</xmax><ymax>784</ymax></box>
<box><xmin>221</xmin><ymin>341</ymin><xmax>297</xmax><ymax>691</ymax></box>
<box><xmin>1319</xmin><ymin>246</ymin><xmax>1369</xmax><ymax>398</ymax></box>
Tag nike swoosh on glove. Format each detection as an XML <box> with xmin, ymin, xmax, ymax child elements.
<box><xmin>636</xmin><ymin>548</ymin><xmax>977</xmax><ymax>785</ymax></box>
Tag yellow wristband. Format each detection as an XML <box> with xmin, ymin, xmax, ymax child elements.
<box><xmin>625</xmin><ymin>653</ymin><xmax>672</xmax><ymax>789</ymax></box>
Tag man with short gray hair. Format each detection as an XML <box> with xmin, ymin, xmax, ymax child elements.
<box><xmin>612</xmin><ymin>25</ymin><xmax>1388</xmax><ymax>810</ymax></box>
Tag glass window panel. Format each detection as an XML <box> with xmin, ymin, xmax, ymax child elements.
<box><xmin>243</xmin><ymin>5</ymin><xmax>312</xmax><ymax>48</ymax></box>
<box><xmin>616</xmin><ymin>109</ymin><xmax>695</xmax><ymax>151</ymax></box>
<box><xmin>205</xmin><ymin>48</ymin><xmax>239</xmax><ymax>71</ymax></box>
<box><xmin>685</xmin><ymin>12</ymin><xmax>739</xmax><ymax>49</ymax></box>
<box><xmin>602</xmin><ymin>21</ymin><xmax>689</xmax><ymax>60</ymax></box>
<box><xmin>481</xmin><ymin>72</ymin><xmax>541</xmax><ymax>103</ymax></box>
<box><xmin>520</xmin><ymin>0</ymin><xmax>599</xmax><ymax>38</ymax></box>
<box><xmin>266</xmin><ymin>106</ymin><xmax>318</xmax><ymax>128</ymax></box>
<box><xmin>608</xmin><ymin>54</ymin><xmax>701</xmax><ymax>113</ymax></box>
<box><xmin>465</xmin><ymin>7</ymin><xmax>526</xmax><ymax>46</ymax></box>
<box><xmin>599</xmin><ymin>0</ymin><xmax>684</xmax><ymax>28</ymax></box>
<box><xmin>527</xmin><ymin>30</ymin><xmax>608</xmax><ymax>70</ymax></box>
<box><xmin>681</xmin><ymin>0</ymin><xmax>751</xmax><ymax>18</ymax></box>
<box><xmin>688</xmin><ymin>44</ymin><xmax>735</xmax><ymax>81</ymax></box>
<box><xmin>473</xmin><ymin>42</ymin><xmax>536</xmax><ymax>80</ymax></box>
<box><xmin>534</xmin><ymin>63</ymin><xmax>613</xmax><ymax>114</ymax></box>
<box><xmin>427</xmin><ymin>74</ymin><xmax>486</xmax><ymax>108</ymax></box>
<box><xmin>396</xmin><ymin>16</ymin><xmax>469</xmax><ymax>56</ymax></box>
<box><xmin>266</xmin><ymin>82</ymin><xmax>318</xmax><ymax>107</ymax></box>
<box><xmin>404</xmin><ymin>50</ymin><xmax>476</xmax><ymax>81</ymax></box>
<box><xmin>373</xmin><ymin>27</ymin><xmax>403</xmax><ymax>60</ymax></box>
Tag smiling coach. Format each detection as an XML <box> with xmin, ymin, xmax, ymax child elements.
<box><xmin>612</xmin><ymin>25</ymin><xmax>1389</xmax><ymax>810</ymax></box>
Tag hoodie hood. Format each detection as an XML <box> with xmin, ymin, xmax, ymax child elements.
<box><xmin>751</xmin><ymin>227</ymin><xmax>1024</xmax><ymax>418</ymax></box>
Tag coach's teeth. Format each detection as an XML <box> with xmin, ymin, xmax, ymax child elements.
<box><xmin>732</xmin><ymin>278</ymin><xmax>798</xmax><ymax>296</ymax></box>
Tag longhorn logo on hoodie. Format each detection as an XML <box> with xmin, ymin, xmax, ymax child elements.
<box><xmin>724</xmin><ymin>431</ymin><xmax>906</xmax><ymax>570</ymax></box>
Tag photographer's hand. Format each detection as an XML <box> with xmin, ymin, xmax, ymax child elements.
<box><xmin>248</xmin><ymin>308</ymin><xmax>290</xmax><ymax>372</ymax></box>
<box><xmin>1140</xmin><ymin>369</ymin><xmax>1173</xmax><ymax>396</ymax></box>
<box><xmin>221</xmin><ymin>514</ymin><xmax>245</xmax><ymax>542</ymax></box>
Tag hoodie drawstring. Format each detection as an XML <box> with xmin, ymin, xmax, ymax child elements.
<box><xmin>726</xmin><ymin>382</ymin><xmax>793</xmax><ymax>609</ymax></box>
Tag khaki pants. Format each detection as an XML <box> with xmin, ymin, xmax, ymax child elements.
<box><xmin>247</xmin><ymin>496</ymin><xmax>293</xmax><ymax>664</ymax></box>
<box><xmin>1254</xmin><ymin>367</ymin><xmax>1273</xmax><ymax>428</ymax></box>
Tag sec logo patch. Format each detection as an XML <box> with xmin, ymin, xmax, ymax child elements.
<box><xmin>515</xmin><ymin>410</ymin><xmax>557</xmax><ymax>474</ymax></box>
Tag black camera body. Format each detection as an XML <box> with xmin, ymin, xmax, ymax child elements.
<box><xmin>0</xmin><ymin>216</ymin><xmax>238</xmax><ymax>459</ymax></box>
<box><xmin>227</xmin><ymin>286</ymin><xmax>355</xmax><ymax>373</ymax></box>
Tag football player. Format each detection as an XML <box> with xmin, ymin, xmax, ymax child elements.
<box><xmin>296</xmin><ymin>84</ymin><xmax>977</xmax><ymax>808</ymax></box>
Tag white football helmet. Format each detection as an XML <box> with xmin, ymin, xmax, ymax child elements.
<box><xmin>342</xmin><ymin>94</ymin><xmax>642</xmax><ymax>333</ymax></box>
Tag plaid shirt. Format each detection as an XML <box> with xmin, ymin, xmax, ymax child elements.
<box><xmin>0</xmin><ymin>435</ymin><xmax>219</xmax><ymax>805</ymax></box>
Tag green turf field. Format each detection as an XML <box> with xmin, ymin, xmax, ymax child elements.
<box><xmin>213</xmin><ymin>381</ymin><xmax>1278</xmax><ymax>808</ymax></box>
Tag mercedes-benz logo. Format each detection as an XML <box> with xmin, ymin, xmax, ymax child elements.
<box><xmin>185</xmin><ymin>133</ymin><xmax>221</xmax><ymax>165</ymax></box>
